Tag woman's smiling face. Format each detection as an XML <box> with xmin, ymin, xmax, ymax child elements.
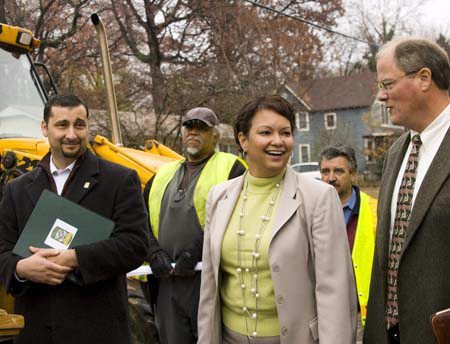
<box><xmin>238</xmin><ymin>109</ymin><xmax>293</xmax><ymax>178</ymax></box>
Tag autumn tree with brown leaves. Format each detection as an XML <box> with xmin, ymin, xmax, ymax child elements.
<box><xmin>109</xmin><ymin>0</ymin><xmax>344</xmax><ymax>146</ymax></box>
<box><xmin>3</xmin><ymin>0</ymin><xmax>344</xmax><ymax>147</ymax></box>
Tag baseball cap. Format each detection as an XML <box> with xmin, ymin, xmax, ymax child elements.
<box><xmin>182</xmin><ymin>107</ymin><xmax>219</xmax><ymax>127</ymax></box>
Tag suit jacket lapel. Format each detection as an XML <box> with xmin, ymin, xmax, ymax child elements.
<box><xmin>271</xmin><ymin>168</ymin><xmax>300</xmax><ymax>240</ymax></box>
<box><xmin>211</xmin><ymin>176</ymin><xmax>244</xmax><ymax>284</ymax></box>
<box><xmin>377</xmin><ymin>133</ymin><xmax>410</xmax><ymax>269</ymax></box>
<box><xmin>63</xmin><ymin>150</ymin><xmax>99</xmax><ymax>204</ymax></box>
<box><xmin>403</xmin><ymin>127</ymin><xmax>450</xmax><ymax>253</ymax></box>
<box><xmin>25</xmin><ymin>151</ymin><xmax>99</xmax><ymax>205</ymax></box>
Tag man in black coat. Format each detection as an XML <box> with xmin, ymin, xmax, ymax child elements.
<box><xmin>0</xmin><ymin>94</ymin><xmax>149</xmax><ymax>343</ymax></box>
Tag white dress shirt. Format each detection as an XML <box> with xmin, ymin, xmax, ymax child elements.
<box><xmin>50</xmin><ymin>156</ymin><xmax>76</xmax><ymax>195</ymax></box>
<box><xmin>390</xmin><ymin>103</ymin><xmax>450</xmax><ymax>234</ymax></box>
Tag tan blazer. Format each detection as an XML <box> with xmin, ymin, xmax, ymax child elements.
<box><xmin>198</xmin><ymin>167</ymin><xmax>357</xmax><ymax>344</ymax></box>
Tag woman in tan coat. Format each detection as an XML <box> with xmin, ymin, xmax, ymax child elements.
<box><xmin>197</xmin><ymin>95</ymin><xmax>357</xmax><ymax>344</ymax></box>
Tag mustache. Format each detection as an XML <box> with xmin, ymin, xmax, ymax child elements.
<box><xmin>328</xmin><ymin>180</ymin><xmax>339</xmax><ymax>187</ymax></box>
<box><xmin>62</xmin><ymin>139</ymin><xmax>81</xmax><ymax>145</ymax></box>
<box><xmin>186</xmin><ymin>135</ymin><xmax>202</xmax><ymax>142</ymax></box>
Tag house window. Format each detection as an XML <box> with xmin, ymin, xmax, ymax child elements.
<box><xmin>324</xmin><ymin>112</ymin><xmax>336</xmax><ymax>130</ymax></box>
<box><xmin>365</xmin><ymin>138</ymin><xmax>375</xmax><ymax>164</ymax></box>
<box><xmin>299</xmin><ymin>144</ymin><xmax>310</xmax><ymax>163</ymax></box>
<box><xmin>296</xmin><ymin>112</ymin><xmax>309</xmax><ymax>131</ymax></box>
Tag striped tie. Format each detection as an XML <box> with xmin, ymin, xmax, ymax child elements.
<box><xmin>386</xmin><ymin>134</ymin><xmax>422</xmax><ymax>328</ymax></box>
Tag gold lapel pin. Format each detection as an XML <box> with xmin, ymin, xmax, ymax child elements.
<box><xmin>83</xmin><ymin>182</ymin><xmax>90</xmax><ymax>189</ymax></box>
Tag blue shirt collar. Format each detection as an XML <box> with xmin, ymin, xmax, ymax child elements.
<box><xmin>343</xmin><ymin>187</ymin><xmax>357</xmax><ymax>211</ymax></box>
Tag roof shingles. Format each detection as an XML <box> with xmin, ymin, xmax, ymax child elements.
<box><xmin>287</xmin><ymin>71</ymin><xmax>378</xmax><ymax>112</ymax></box>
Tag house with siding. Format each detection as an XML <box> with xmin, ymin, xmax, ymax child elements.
<box><xmin>280</xmin><ymin>71</ymin><xmax>382</xmax><ymax>175</ymax></box>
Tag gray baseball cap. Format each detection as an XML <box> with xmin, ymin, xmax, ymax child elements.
<box><xmin>182</xmin><ymin>107</ymin><xmax>219</xmax><ymax>127</ymax></box>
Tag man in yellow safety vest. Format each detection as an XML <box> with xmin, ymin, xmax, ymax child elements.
<box><xmin>143</xmin><ymin>107</ymin><xmax>246</xmax><ymax>344</ymax></box>
<box><xmin>319</xmin><ymin>144</ymin><xmax>377</xmax><ymax>342</ymax></box>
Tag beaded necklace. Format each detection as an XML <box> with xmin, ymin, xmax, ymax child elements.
<box><xmin>236</xmin><ymin>175</ymin><xmax>282</xmax><ymax>339</ymax></box>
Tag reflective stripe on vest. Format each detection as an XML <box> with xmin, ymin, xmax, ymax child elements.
<box><xmin>352</xmin><ymin>191</ymin><xmax>377</xmax><ymax>326</ymax></box>
<box><xmin>148</xmin><ymin>151</ymin><xmax>244</xmax><ymax>239</ymax></box>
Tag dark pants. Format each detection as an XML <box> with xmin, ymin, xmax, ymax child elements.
<box><xmin>155</xmin><ymin>272</ymin><xmax>201</xmax><ymax>344</ymax></box>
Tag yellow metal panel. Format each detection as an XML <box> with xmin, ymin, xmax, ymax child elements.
<box><xmin>0</xmin><ymin>23</ymin><xmax>40</xmax><ymax>52</ymax></box>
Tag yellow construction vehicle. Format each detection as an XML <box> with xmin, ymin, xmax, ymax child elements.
<box><xmin>0</xmin><ymin>18</ymin><xmax>182</xmax><ymax>320</ymax></box>
<box><xmin>0</xmin><ymin>21</ymin><xmax>181</xmax><ymax>192</ymax></box>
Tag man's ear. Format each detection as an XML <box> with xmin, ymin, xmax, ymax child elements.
<box><xmin>418</xmin><ymin>67</ymin><xmax>432</xmax><ymax>91</ymax></box>
<box><xmin>41</xmin><ymin>120</ymin><xmax>48</xmax><ymax>138</ymax></box>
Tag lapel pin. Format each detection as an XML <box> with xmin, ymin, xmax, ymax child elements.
<box><xmin>83</xmin><ymin>182</ymin><xmax>90</xmax><ymax>189</ymax></box>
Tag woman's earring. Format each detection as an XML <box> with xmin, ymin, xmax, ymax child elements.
<box><xmin>242</xmin><ymin>149</ymin><xmax>248</xmax><ymax>160</ymax></box>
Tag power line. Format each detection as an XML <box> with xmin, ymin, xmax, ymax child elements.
<box><xmin>243</xmin><ymin>0</ymin><xmax>379</xmax><ymax>47</ymax></box>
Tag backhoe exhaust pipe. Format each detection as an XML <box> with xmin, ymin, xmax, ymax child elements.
<box><xmin>91</xmin><ymin>13</ymin><xmax>123</xmax><ymax>146</ymax></box>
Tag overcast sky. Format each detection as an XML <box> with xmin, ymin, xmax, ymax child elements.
<box><xmin>418</xmin><ymin>0</ymin><xmax>450</xmax><ymax>34</ymax></box>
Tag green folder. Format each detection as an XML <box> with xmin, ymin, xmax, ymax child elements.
<box><xmin>13</xmin><ymin>189</ymin><xmax>115</xmax><ymax>284</ymax></box>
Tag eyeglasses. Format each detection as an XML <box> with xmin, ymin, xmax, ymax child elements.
<box><xmin>377</xmin><ymin>69</ymin><xmax>421</xmax><ymax>92</ymax></box>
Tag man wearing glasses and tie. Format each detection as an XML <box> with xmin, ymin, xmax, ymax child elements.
<box><xmin>364</xmin><ymin>38</ymin><xmax>450</xmax><ymax>344</ymax></box>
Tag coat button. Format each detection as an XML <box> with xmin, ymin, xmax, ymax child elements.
<box><xmin>276</xmin><ymin>295</ymin><xmax>285</xmax><ymax>304</ymax></box>
<box><xmin>281</xmin><ymin>326</ymin><xmax>288</xmax><ymax>336</ymax></box>
<box><xmin>272</xmin><ymin>264</ymin><xmax>280</xmax><ymax>272</ymax></box>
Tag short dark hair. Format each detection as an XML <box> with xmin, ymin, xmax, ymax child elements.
<box><xmin>378</xmin><ymin>38</ymin><xmax>450</xmax><ymax>90</ymax></box>
<box><xmin>234</xmin><ymin>95</ymin><xmax>296</xmax><ymax>150</ymax></box>
<box><xmin>43</xmin><ymin>94</ymin><xmax>89</xmax><ymax>123</ymax></box>
<box><xmin>318</xmin><ymin>144</ymin><xmax>357</xmax><ymax>172</ymax></box>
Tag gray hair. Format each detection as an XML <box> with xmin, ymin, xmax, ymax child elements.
<box><xmin>377</xmin><ymin>38</ymin><xmax>450</xmax><ymax>90</ymax></box>
<box><xmin>318</xmin><ymin>144</ymin><xmax>357</xmax><ymax>172</ymax></box>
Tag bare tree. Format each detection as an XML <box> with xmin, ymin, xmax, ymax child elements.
<box><xmin>437</xmin><ymin>33</ymin><xmax>450</xmax><ymax>57</ymax></box>
<box><xmin>327</xmin><ymin>0</ymin><xmax>428</xmax><ymax>73</ymax></box>
<box><xmin>3</xmin><ymin>0</ymin><xmax>344</xmax><ymax>146</ymax></box>
<box><xmin>0</xmin><ymin>0</ymin><xmax>6</xmax><ymax>23</ymax></box>
<box><xmin>109</xmin><ymin>1</ymin><xmax>207</xmax><ymax>134</ymax></box>
<box><xmin>110</xmin><ymin>1</ymin><xmax>344</xmax><ymax>129</ymax></box>
<box><xmin>354</xmin><ymin>0</ymin><xmax>429</xmax><ymax>69</ymax></box>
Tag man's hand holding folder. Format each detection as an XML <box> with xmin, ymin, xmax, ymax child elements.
<box><xmin>33</xmin><ymin>246</ymin><xmax>78</xmax><ymax>268</ymax></box>
<box><xmin>15</xmin><ymin>246</ymin><xmax>75</xmax><ymax>285</ymax></box>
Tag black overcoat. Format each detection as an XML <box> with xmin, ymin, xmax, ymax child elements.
<box><xmin>0</xmin><ymin>150</ymin><xmax>149</xmax><ymax>344</ymax></box>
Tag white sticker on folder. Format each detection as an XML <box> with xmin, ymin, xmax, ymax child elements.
<box><xmin>44</xmin><ymin>218</ymin><xmax>78</xmax><ymax>250</ymax></box>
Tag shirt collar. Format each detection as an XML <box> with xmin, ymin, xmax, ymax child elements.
<box><xmin>410</xmin><ymin>102</ymin><xmax>450</xmax><ymax>149</ymax></box>
<box><xmin>343</xmin><ymin>187</ymin><xmax>357</xmax><ymax>211</ymax></box>
<box><xmin>49</xmin><ymin>155</ymin><xmax>77</xmax><ymax>175</ymax></box>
